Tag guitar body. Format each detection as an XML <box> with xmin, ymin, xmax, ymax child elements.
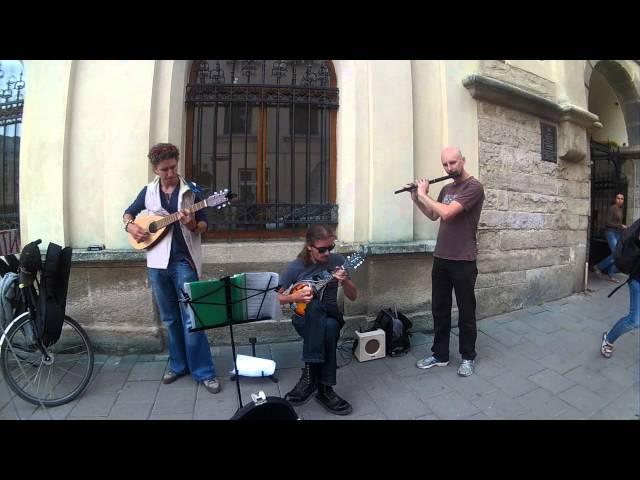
<box><xmin>291</xmin><ymin>283</ymin><xmax>313</xmax><ymax>316</ymax></box>
<box><xmin>126</xmin><ymin>189</ymin><xmax>234</xmax><ymax>251</ymax></box>
<box><xmin>288</xmin><ymin>249</ymin><xmax>367</xmax><ymax>318</ymax></box>
<box><xmin>127</xmin><ymin>215</ymin><xmax>170</xmax><ymax>250</ymax></box>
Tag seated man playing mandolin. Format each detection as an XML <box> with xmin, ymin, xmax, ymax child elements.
<box><xmin>123</xmin><ymin>142</ymin><xmax>221</xmax><ymax>394</ymax></box>
<box><xmin>277</xmin><ymin>224</ymin><xmax>358</xmax><ymax>415</ymax></box>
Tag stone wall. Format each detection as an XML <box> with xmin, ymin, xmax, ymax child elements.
<box><xmin>480</xmin><ymin>60</ymin><xmax>556</xmax><ymax>101</ymax></box>
<box><xmin>66</xmin><ymin>245</ymin><xmax>437</xmax><ymax>354</ymax></box>
<box><xmin>476</xmin><ymin>100</ymin><xmax>590</xmax><ymax>318</ymax></box>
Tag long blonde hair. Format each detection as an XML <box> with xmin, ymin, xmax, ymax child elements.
<box><xmin>297</xmin><ymin>224</ymin><xmax>336</xmax><ymax>266</ymax></box>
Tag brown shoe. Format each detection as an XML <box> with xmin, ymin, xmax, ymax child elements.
<box><xmin>162</xmin><ymin>371</ymin><xmax>185</xmax><ymax>384</ymax></box>
<box><xmin>202</xmin><ymin>377</ymin><xmax>221</xmax><ymax>394</ymax></box>
<box><xmin>593</xmin><ymin>266</ymin><xmax>605</xmax><ymax>280</ymax></box>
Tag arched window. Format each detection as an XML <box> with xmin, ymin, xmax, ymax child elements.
<box><xmin>185</xmin><ymin>60</ymin><xmax>338</xmax><ymax>239</ymax></box>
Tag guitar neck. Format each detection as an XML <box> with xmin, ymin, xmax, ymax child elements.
<box><xmin>313</xmin><ymin>266</ymin><xmax>349</xmax><ymax>292</ymax></box>
<box><xmin>153</xmin><ymin>199</ymin><xmax>208</xmax><ymax>230</ymax></box>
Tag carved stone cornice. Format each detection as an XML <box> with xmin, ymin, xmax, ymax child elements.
<box><xmin>463</xmin><ymin>74</ymin><xmax>600</xmax><ymax>129</ymax></box>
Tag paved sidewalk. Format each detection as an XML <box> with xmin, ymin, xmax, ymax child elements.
<box><xmin>1</xmin><ymin>272</ymin><xmax>638</xmax><ymax>420</ymax></box>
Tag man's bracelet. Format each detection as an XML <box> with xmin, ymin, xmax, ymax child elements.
<box><xmin>124</xmin><ymin>220</ymin><xmax>134</xmax><ymax>232</ymax></box>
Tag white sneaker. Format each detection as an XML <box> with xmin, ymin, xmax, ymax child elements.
<box><xmin>457</xmin><ymin>359</ymin><xmax>475</xmax><ymax>377</ymax></box>
<box><xmin>416</xmin><ymin>356</ymin><xmax>449</xmax><ymax>369</ymax></box>
<box><xmin>600</xmin><ymin>331</ymin><xmax>614</xmax><ymax>358</ymax></box>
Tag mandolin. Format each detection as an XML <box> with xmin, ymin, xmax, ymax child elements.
<box><xmin>289</xmin><ymin>249</ymin><xmax>366</xmax><ymax>317</ymax></box>
<box><xmin>127</xmin><ymin>189</ymin><xmax>234</xmax><ymax>250</ymax></box>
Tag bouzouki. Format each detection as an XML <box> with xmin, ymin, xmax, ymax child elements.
<box><xmin>288</xmin><ymin>249</ymin><xmax>367</xmax><ymax>317</ymax></box>
<box><xmin>127</xmin><ymin>189</ymin><xmax>234</xmax><ymax>250</ymax></box>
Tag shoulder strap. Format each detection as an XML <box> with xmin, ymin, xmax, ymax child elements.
<box><xmin>608</xmin><ymin>277</ymin><xmax>630</xmax><ymax>298</ymax></box>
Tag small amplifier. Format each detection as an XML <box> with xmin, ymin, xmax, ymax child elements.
<box><xmin>354</xmin><ymin>329</ymin><xmax>386</xmax><ymax>362</ymax></box>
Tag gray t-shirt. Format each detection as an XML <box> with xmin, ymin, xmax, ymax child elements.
<box><xmin>434</xmin><ymin>176</ymin><xmax>485</xmax><ymax>261</ymax></box>
<box><xmin>279</xmin><ymin>253</ymin><xmax>346</xmax><ymax>312</ymax></box>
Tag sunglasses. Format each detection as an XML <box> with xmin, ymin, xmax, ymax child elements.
<box><xmin>311</xmin><ymin>244</ymin><xmax>335</xmax><ymax>254</ymax></box>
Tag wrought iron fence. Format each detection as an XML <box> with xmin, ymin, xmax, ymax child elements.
<box><xmin>0</xmin><ymin>62</ymin><xmax>24</xmax><ymax>231</ymax></box>
<box><xmin>207</xmin><ymin>202</ymin><xmax>338</xmax><ymax>231</ymax></box>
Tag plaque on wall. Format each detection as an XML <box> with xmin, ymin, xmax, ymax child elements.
<box><xmin>541</xmin><ymin>122</ymin><xmax>557</xmax><ymax>163</ymax></box>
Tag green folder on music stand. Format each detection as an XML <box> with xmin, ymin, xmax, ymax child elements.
<box><xmin>183</xmin><ymin>272</ymin><xmax>279</xmax><ymax>331</ymax></box>
<box><xmin>184</xmin><ymin>274</ymin><xmax>246</xmax><ymax>330</ymax></box>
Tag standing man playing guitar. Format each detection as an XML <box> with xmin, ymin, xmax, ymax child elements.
<box><xmin>123</xmin><ymin>143</ymin><xmax>221</xmax><ymax>394</ymax></box>
<box><xmin>277</xmin><ymin>224</ymin><xmax>357</xmax><ymax>415</ymax></box>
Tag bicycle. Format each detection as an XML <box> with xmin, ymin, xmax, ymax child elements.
<box><xmin>0</xmin><ymin>240</ymin><xmax>94</xmax><ymax>408</ymax></box>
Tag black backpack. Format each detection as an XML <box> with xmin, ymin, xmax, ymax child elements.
<box><xmin>607</xmin><ymin>219</ymin><xmax>640</xmax><ymax>298</ymax></box>
<box><xmin>35</xmin><ymin>242</ymin><xmax>73</xmax><ymax>345</ymax></box>
<box><xmin>372</xmin><ymin>307</ymin><xmax>413</xmax><ymax>357</ymax></box>
<box><xmin>613</xmin><ymin>218</ymin><xmax>640</xmax><ymax>274</ymax></box>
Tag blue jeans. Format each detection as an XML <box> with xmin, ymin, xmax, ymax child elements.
<box><xmin>148</xmin><ymin>260</ymin><xmax>215</xmax><ymax>381</ymax></box>
<box><xmin>597</xmin><ymin>230</ymin><xmax>621</xmax><ymax>277</ymax></box>
<box><xmin>291</xmin><ymin>300</ymin><xmax>341</xmax><ymax>386</ymax></box>
<box><xmin>607</xmin><ymin>278</ymin><xmax>640</xmax><ymax>343</ymax></box>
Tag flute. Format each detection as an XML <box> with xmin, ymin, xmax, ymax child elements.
<box><xmin>394</xmin><ymin>174</ymin><xmax>455</xmax><ymax>194</ymax></box>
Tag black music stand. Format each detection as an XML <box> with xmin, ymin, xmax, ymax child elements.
<box><xmin>181</xmin><ymin>273</ymin><xmax>279</xmax><ymax>410</ymax></box>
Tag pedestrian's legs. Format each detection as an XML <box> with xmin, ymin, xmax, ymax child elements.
<box><xmin>451</xmin><ymin>260</ymin><xmax>478</xmax><ymax>361</ymax></box>
<box><xmin>607</xmin><ymin>279</ymin><xmax>640</xmax><ymax>343</ymax></box>
<box><xmin>172</xmin><ymin>260</ymin><xmax>215</xmax><ymax>381</ymax></box>
<box><xmin>604</xmin><ymin>230</ymin><xmax>621</xmax><ymax>276</ymax></box>
<box><xmin>431</xmin><ymin>257</ymin><xmax>453</xmax><ymax>362</ymax></box>
<box><xmin>148</xmin><ymin>267</ymin><xmax>189</xmax><ymax>377</ymax></box>
<box><xmin>597</xmin><ymin>254</ymin><xmax>615</xmax><ymax>275</ymax></box>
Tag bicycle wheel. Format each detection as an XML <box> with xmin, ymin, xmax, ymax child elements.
<box><xmin>1</xmin><ymin>314</ymin><xmax>94</xmax><ymax>407</ymax></box>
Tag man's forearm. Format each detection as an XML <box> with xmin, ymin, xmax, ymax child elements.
<box><xmin>415</xmin><ymin>195</ymin><xmax>439</xmax><ymax>221</ymax></box>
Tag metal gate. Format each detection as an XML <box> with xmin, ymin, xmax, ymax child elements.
<box><xmin>0</xmin><ymin>63</ymin><xmax>23</xmax><ymax>230</ymax></box>
<box><xmin>0</xmin><ymin>62</ymin><xmax>23</xmax><ymax>255</ymax></box>
<box><xmin>589</xmin><ymin>138</ymin><xmax>627</xmax><ymax>264</ymax></box>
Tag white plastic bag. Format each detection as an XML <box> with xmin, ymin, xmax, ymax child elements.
<box><xmin>230</xmin><ymin>354</ymin><xmax>276</xmax><ymax>377</ymax></box>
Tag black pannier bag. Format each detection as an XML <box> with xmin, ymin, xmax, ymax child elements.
<box><xmin>35</xmin><ymin>242</ymin><xmax>73</xmax><ymax>345</ymax></box>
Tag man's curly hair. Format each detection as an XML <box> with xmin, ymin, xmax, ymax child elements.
<box><xmin>148</xmin><ymin>143</ymin><xmax>180</xmax><ymax>166</ymax></box>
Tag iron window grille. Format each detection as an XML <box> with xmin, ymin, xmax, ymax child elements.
<box><xmin>185</xmin><ymin>60</ymin><xmax>338</xmax><ymax>238</ymax></box>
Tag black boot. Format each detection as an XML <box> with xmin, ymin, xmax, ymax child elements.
<box><xmin>284</xmin><ymin>363</ymin><xmax>318</xmax><ymax>406</ymax></box>
<box><xmin>315</xmin><ymin>384</ymin><xmax>352</xmax><ymax>416</ymax></box>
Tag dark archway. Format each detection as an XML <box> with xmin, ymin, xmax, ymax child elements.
<box><xmin>587</xmin><ymin>61</ymin><xmax>639</xmax><ymax>267</ymax></box>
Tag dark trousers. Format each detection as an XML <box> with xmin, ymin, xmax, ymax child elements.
<box><xmin>431</xmin><ymin>257</ymin><xmax>478</xmax><ymax>362</ymax></box>
<box><xmin>292</xmin><ymin>299</ymin><xmax>341</xmax><ymax>385</ymax></box>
